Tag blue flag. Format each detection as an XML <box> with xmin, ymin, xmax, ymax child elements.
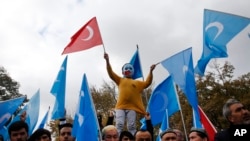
<box><xmin>147</xmin><ymin>76</ymin><xmax>180</xmax><ymax>126</ymax></box>
<box><xmin>139</xmin><ymin>118</ymin><xmax>147</xmax><ymax>130</ymax></box>
<box><xmin>156</xmin><ymin>109</ymin><xmax>169</xmax><ymax>141</ymax></box>
<box><xmin>161</xmin><ymin>47</ymin><xmax>202</xmax><ymax>128</ymax></box>
<box><xmin>195</xmin><ymin>9</ymin><xmax>250</xmax><ymax>76</ymax></box>
<box><xmin>0</xmin><ymin>126</ymin><xmax>8</xmax><ymax>141</ymax></box>
<box><xmin>129</xmin><ymin>48</ymin><xmax>143</xmax><ymax>79</ymax></box>
<box><xmin>0</xmin><ymin>96</ymin><xmax>25</xmax><ymax>128</ymax></box>
<box><xmin>37</xmin><ymin>107</ymin><xmax>50</xmax><ymax>129</ymax></box>
<box><xmin>72</xmin><ymin>74</ymin><xmax>101</xmax><ymax>141</ymax></box>
<box><xmin>10</xmin><ymin>89</ymin><xmax>40</xmax><ymax>135</ymax></box>
<box><xmin>50</xmin><ymin>56</ymin><xmax>67</xmax><ymax>120</ymax></box>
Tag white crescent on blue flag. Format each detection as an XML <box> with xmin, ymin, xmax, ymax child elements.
<box><xmin>161</xmin><ymin>47</ymin><xmax>202</xmax><ymax>128</ymax></box>
<box><xmin>129</xmin><ymin>48</ymin><xmax>143</xmax><ymax>79</ymax></box>
<box><xmin>147</xmin><ymin>76</ymin><xmax>180</xmax><ymax>126</ymax></box>
<box><xmin>72</xmin><ymin>74</ymin><xmax>101</xmax><ymax>141</ymax></box>
<box><xmin>195</xmin><ymin>9</ymin><xmax>250</xmax><ymax>76</ymax></box>
<box><xmin>0</xmin><ymin>96</ymin><xmax>26</xmax><ymax>128</ymax></box>
<box><xmin>50</xmin><ymin>56</ymin><xmax>67</xmax><ymax>120</ymax></box>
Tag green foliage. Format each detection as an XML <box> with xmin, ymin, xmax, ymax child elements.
<box><xmin>0</xmin><ymin>66</ymin><xmax>25</xmax><ymax>100</ymax></box>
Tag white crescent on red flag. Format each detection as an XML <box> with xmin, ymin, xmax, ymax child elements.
<box><xmin>62</xmin><ymin>17</ymin><xmax>103</xmax><ymax>55</ymax></box>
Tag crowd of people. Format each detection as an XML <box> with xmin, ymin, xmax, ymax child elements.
<box><xmin>4</xmin><ymin>98</ymin><xmax>250</xmax><ymax>141</ymax></box>
<box><xmin>2</xmin><ymin>52</ymin><xmax>250</xmax><ymax>141</ymax></box>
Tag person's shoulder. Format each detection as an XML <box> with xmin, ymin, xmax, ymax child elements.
<box><xmin>215</xmin><ymin>129</ymin><xmax>230</xmax><ymax>141</ymax></box>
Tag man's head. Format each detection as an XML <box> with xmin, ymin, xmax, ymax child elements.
<box><xmin>223</xmin><ymin>99</ymin><xmax>250</xmax><ymax>125</ymax></box>
<box><xmin>8</xmin><ymin>121</ymin><xmax>29</xmax><ymax>141</ymax></box>
<box><xmin>160</xmin><ymin>128</ymin><xmax>177</xmax><ymax>141</ymax></box>
<box><xmin>122</xmin><ymin>63</ymin><xmax>134</xmax><ymax>78</ymax></box>
<box><xmin>173</xmin><ymin>129</ymin><xmax>184</xmax><ymax>141</ymax></box>
<box><xmin>119</xmin><ymin>131</ymin><xmax>134</xmax><ymax>141</ymax></box>
<box><xmin>134</xmin><ymin>130</ymin><xmax>152</xmax><ymax>141</ymax></box>
<box><xmin>58</xmin><ymin>123</ymin><xmax>74</xmax><ymax>141</ymax></box>
<box><xmin>28</xmin><ymin>128</ymin><xmax>51</xmax><ymax>141</ymax></box>
<box><xmin>102</xmin><ymin>125</ymin><xmax>119</xmax><ymax>141</ymax></box>
<box><xmin>189</xmin><ymin>127</ymin><xmax>208</xmax><ymax>141</ymax></box>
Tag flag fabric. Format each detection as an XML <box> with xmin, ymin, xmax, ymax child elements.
<box><xmin>50</xmin><ymin>56</ymin><xmax>67</xmax><ymax>120</ymax></box>
<box><xmin>139</xmin><ymin>118</ymin><xmax>147</xmax><ymax>130</ymax></box>
<box><xmin>0</xmin><ymin>126</ymin><xmax>8</xmax><ymax>141</ymax></box>
<box><xmin>129</xmin><ymin>48</ymin><xmax>143</xmax><ymax>79</ymax></box>
<box><xmin>161</xmin><ymin>47</ymin><xmax>202</xmax><ymax>128</ymax></box>
<box><xmin>62</xmin><ymin>17</ymin><xmax>103</xmax><ymax>55</ymax></box>
<box><xmin>195</xmin><ymin>9</ymin><xmax>250</xmax><ymax>76</ymax></box>
<box><xmin>10</xmin><ymin>90</ymin><xmax>40</xmax><ymax>135</ymax></box>
<box><xmin>0</xmin><ymin>96</ymin><xmax>26</xmax><ymax>128</ymax></box>
<box><xmin>156</xmin><ymin>109</ymin><xmax>169</xmax><ymax>141</ymax></box>
<box><xmin>72</xmin><ymin>74</ymin><xmax>101</xmax><ymax>141</ymax></box>
<box><xmin>147</xmin><ymin>76</ymin><xmax>180</xmax><ymax>126</ymax></box>
<box><xmin>37</xmin><ymin>107</ymin><xmax>50</xmax><ymax>129</ymax></box>
<box><xmin>198</xmin><ymin>106</ymin><xmax>217</xmax><ymax>141</ymax></box>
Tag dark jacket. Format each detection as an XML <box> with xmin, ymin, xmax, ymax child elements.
<box><xmin>215</xmin><ymin>124</ymin><xmax>250</xmax><ymax>141</ymax></box>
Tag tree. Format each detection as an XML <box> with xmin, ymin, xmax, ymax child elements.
<box><xmin>196</xmin><ymin>61</ymin><xmax>250</xmax><ymax>130</ymax></box>
<box><xmin>0</xmin><ymin>66</ymin><xmax>26</xmax><ymax>101</ymax></box>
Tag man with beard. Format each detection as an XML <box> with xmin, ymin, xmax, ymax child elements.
<box><xmin>215</xmin><ymin>98</ymin><xmax>250</xmax><ymax>141</ymax></box>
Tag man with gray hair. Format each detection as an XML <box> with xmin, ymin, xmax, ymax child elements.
<box><xmin>215</xmin><ymin>98</ymin><xmax>250</xmax><ymax>141</ymax></box>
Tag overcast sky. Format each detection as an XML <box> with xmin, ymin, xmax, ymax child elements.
<box><xmin>1</xmin><ymin>0</ymin><xmax>250</xmax><ymax>122</ymax></box>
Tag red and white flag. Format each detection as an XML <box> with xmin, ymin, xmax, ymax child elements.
<box><xmin>198</xmin><ymin>106</ymin><xmax>217</xmax><ymax>141</ymax></box>
<box><xmin>62</xmin><ymin>17</ymin><xmax>103</xmax><ymax>55</ymax></box>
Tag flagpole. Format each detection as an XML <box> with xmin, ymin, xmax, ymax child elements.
<box><xmin>174</xmin><ymin>83</ymin><xmax>188</xmax><ymax>141</ymax></box>
<box><xmin>136</xmin><ymin>44</ymin><xmax>148</xmax><ymax>103</ymax></box>
<box><xmin>103</xmin><ymin>44</ymin><xmax>106</xmax><ymax>53</ymax></box>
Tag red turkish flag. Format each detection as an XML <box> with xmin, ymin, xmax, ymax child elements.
<box><xmin>62</xmin><ymin>17</ymin><xmax>103</xmax><ymax>55</ymax></box>
<box><xmin>198</xmin><ymin>106</ymin><xmax>217</xmax><ymax>141</ymax></box>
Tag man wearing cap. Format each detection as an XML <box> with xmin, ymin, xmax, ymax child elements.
<box><xmin>28</xmin><ymin>129</ymin><xmax>51</xmax><ymax>141</ymax></box>
<box><xmin>189</xmin><ymin>127</ymin><xmax>208</xmax><ymax>141</ymax></box>
<box><xmin>160</xmin><ymin>128</ymin><xmax>178</xmax><ymax>141</ymax></box>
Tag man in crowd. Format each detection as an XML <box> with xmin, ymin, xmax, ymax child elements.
<box><xmin>189</xmin><ymin>127</ymin><xmax>208</xmax><ymax>141</ymax></box>
<box><xmin>160</xmin><ymin>128</ymin><xmax>178</xmax><ymax>141</ymax></box>
<box><xmin>58</xmin><ymin>123</ymin><xmax>75</xmax><ymax>141</ymax></box>
<box><xmin>134</xmin><ymin>129</ymin><xmax>152</xmax><ymax>141</ymax></box>
<box><xmin>215</xmin><ymin>98</ymin><xmax>250</xmax><ymax>141</ymax></box>
<box><xmin>8</xmin><ymin>121</ymin><xmax>29</xmax><ymax>141</ymax></box>
<box><xmin>28</xmin><ymin>128</ymin><xmax>51</xmax><ymax>141</ymax></box>
<box><xmin>102</xmin><ymin>125</ymin><xmax>119</xmax><ymax>141</ymax></box>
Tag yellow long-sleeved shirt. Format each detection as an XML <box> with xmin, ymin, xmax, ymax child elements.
<box><xmin>106</xmin><ymin>63</ymin><xmax>153</xmax><ymax>115</ymax></box>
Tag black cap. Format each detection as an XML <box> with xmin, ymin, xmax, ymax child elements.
<box><xmin>190</xmin><ymin>127</ymin><xmax>208</xmax><ymax>137</ymax></box>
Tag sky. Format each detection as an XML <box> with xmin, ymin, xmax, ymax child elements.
<box><xmin>0</xmin><ymin>0</ymin><xmax>250</xmax><ymax>124</ymax></box>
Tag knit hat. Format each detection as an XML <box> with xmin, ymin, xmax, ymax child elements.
<box><xmin>160</xmin><ymin>128</ymin><xmax>177</xmax><ymax>138</ymax></box>
<box><xmin>190</xmin><ymin>127</ymin><xmax>208</xmax><ymax>137</ymax></box>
